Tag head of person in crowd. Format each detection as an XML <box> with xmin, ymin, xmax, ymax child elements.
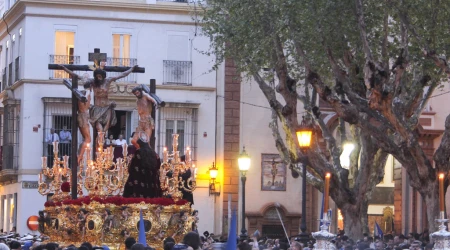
<box><xmin>182</xmin><ymin>232</ymin><xmax>201</xmax><ymax>250</ymax></box>
<box><xmin>9</xmin><ymin>241</ymin><xmax>21</xmax><ymax>250</ymax></box>
<box><xmin>163</xmin><ymin>242</ymin><xmax>174</xmax><ymax>250</ymax></box>
<box><xmin>130</xmin><ymin>243</ymin><xmax>145</xmax><ymax>250</ymax></box>
<box><xmin>125</xmin><ymin>237</ymin><xmax>136</xmax><ymax>250</ymax></box>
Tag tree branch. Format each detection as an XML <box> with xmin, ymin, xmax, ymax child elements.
<box><xmin>355</xmin><ymin>0</ymin><xmax>373</xmax><ymax>61</ymax></box>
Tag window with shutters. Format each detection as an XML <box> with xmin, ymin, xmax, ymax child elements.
<box><xmin>157</xmin><ymin>104</ymin><xmax>198</xmax><ymax>164</ymax></box>
<box><xmin>163</xmin><ymin>31</ymin><xmax>192</xmax><ymax>85</ymax></box>
<box><xmin>2</xmin><ymin>100</ymin><xmax>19</xmax><ymax>170</ymax></box>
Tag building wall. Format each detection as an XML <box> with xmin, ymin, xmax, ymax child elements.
<box><xmin>0</xmin><ymin>0</ymin><xmax>221</xmax><ymax>235</ymax></box>
<box><xmin>239</xmin><ymin>78</ymin><xmax>302</xmax><ymax>224</ymax></box>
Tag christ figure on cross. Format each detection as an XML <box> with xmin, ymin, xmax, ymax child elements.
<box><xmin>60</xmin><ymin>64</ymin><xmax>138</xmax><ymax>134</ymax></box>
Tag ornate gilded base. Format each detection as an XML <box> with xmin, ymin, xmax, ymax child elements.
<box><xmin>39</xmin><ymin>197</ymin><xmax>195</xmax><ymax>250</ymax></box>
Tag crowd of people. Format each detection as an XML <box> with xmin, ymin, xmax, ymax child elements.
<box><xmin>236</xmin><ymin>229</ymin><xmax>433</xmax><ymax>250</ymax></box>
<box><xmin>0</xmin><ymin>229</ymin><xmax>436</xmax><ymax>250</ymax></box>
<box><xmin>0</xmin><ymin>231</ymin><xmax>211</xmax><ymax>250</ymax></box>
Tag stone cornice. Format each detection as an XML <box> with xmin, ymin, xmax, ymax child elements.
<box><xmin>0</xmin><ymin>0</ymin><xmax>202</xmax><ymax>39</ymax></box>
<box><xmin>0</xmin><ymin>79</ymin><xmax>216</xmax><ymax>100</ymax></box>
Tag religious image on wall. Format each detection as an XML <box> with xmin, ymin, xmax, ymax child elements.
<box><xmin>261</xmin><ymin>154</ymin><xmax>287</xmax><ymax>191</ymax></box>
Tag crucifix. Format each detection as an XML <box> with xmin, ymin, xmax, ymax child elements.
<box><xmin>48</xmin><ymin>48</ymin><xmax>145</xmax><ymax>199</ymax></box>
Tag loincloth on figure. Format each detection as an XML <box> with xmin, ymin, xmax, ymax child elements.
<box><xmin>137</xmin><ymin>116</ymin><xmax>155</xmax><ymax>131</ymax></box>
<box><xmin>77</xmin><ymin>111</ymin><xmax>90</xmax><ymax>128</ymax></box>
<box><xmin>89</xmin><ymin>104</ymin><xmax>117</xmax><ymax>127</ymax></box>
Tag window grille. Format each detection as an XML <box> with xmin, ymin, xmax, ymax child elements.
<box><xmin>157</xmin><ymin>104</ymin><xmax>198</xmax><ymax>164</ymax></box>
<box><xmin>2</xmin><ymin>100</ymin><xmax>19</xmax><ymax>170</ymax></box>
<box><xmin>163</xmin><ymin>60</ymin><xmax>192</xmax><ymax>86</ymax></box>
<box><xmin>42</xmin><ymin>98</ymin><xmax>80</xmax><ymax>168</ymax></box>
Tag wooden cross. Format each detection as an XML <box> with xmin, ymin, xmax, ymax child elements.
<box><xmin>48</xmin><ymin>48</ymin><xmax>145</xmax><ymax>200</ymax></box>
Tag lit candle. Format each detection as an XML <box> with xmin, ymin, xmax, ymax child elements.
<box><xmin>122</xmin><ymin>143</ymin><xmax>128</xmax><ymax>158</ymax></box>
<box><xmin>41</xmin><ymin>157</ymin><xmax>47</xmax><ymax>169</ymax></box>
<box><xmin>63</xmin><ymin>156</ymin><xmax>69</xmax><ymax>170</ymax></box>
<box><xmin>53</xmin><ymin>141</ymin><xmax>59</xmax><ymax>154</ymax></box>
<box><xmin>324</xmin><ymin>172</ymin><xmax>331</xmax><ymax>213</ymax></box>
<box><xmin>192</xmin><ymin>164</ymin><xmax>197</xmax><ymax>181</ymax></box>
<box><xmin>163</xmin><ymin>147</ymin><xmax>168</xmax><ymax>162</ymax></box>
<box><xmin>439</xmin><ymin>173</ymin><xmax>445</xmax><ymax>212</ymax></box>
<box><xmin>185</xmin><ymin>146</ymin><xmax>191</xmax><ymax>163</ymax></box>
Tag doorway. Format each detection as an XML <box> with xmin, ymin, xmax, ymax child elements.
<box><xmin>108</xmin><ymin>110</ymin><xmax>127</xmax><ymax>141</ymax></box>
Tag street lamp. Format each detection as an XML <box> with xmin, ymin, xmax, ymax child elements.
<box><xmin>238</xmin><ymin>146</ymin><xmax>251</xmax><ymax>240</ymax></box>
<box><xmin>295</xmin><ymin>116</ymin><xmax>314</xmax><ymax>246</ymax></box>
<box><xmin>340</xmin><ymin>141</ymin><xmax>355</xmax><ymax>169</ymax></box>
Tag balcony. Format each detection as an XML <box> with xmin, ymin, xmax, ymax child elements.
<box><xmin>49</xmin><ymin>55</ymin><xmax>81</xmax><ymax>79</ymax></box>
<box><xmin>106</xmin><ymin>57</ymin><xmax>137</xmax><ymax>83</ymax></box>
<box><xmin>163</xmin><ymin>60</ymin><xmax>192</xmax><ymax>86</ymax></box>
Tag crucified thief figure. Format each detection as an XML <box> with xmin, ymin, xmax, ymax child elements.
<box><xmin>131</xmin><ymin>85</ymin><xmax>157</xmax><ymax>149</ymax></box>
<box><xmin>60</xmin><ymin>64</ymin><xmax>138</xmax><ymax>134</ymax></box>
<box><xmin>77</xmin><ymin>90</ymin><xmax>91</xmax><ymax>164</ymax></box>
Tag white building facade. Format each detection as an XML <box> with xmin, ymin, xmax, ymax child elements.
<box><xmin>0</xmin><ymin>0</ymin><xmax>222</xmax><ymax>235</ymax></box>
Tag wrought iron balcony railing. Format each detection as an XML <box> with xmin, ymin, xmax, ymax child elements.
<box><xmin>106</xmin><ymin>57</ymin><xmax>137</xmax><ymax>83</ymax></box>
<box><xmin>163</xmin><ymin>60</ymin><xmax>192</xmax><ymax>86</ymax></box>
<box><xmin>49</xmin><ymin>55</ymin><xmax>81</xmax><ymax>79</ymax></box>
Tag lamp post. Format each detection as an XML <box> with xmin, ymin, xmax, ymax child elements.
<box><xmin>339</xmin><ymin>140</ymin><xmax>355</xmax><ymax>169</ymax></box>
<box><xmin>238</xmin><ymin>146</ymin><xmax>251</xmax><ymax>240</ymax></box>
<box><xmin>295</xmin><ymin>116</ymin><xmax>314</xmax><ymax>246</ymax></box>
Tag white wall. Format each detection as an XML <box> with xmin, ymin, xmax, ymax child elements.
<box><xmin>240</xmin><ymin>80</ymin><xmax>302</xmax><ymax>216</ymax></box>
<box><xmin>21</xmin><ymin>7</ymin><xmax>215</xmax><ymax>87</ymax></box>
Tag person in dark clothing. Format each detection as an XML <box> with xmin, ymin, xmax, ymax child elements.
<box><xmin>123</xmin><ymin>139</ymin><xmax>162</xmax><ymax>198</ymax></box>
<box><xmin>180</xmin><ymin>155</ymin><xmax>194</xmax><ymax>204</ymax></box>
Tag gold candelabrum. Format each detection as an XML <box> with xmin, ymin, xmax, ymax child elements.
<box><xmin>38</xmin><ymin>132</ymin><xmax>130</xmax><ymax>199</ymax></box>
<box><xmin>38</xmin><ymin>141</ymin><xmax>72</xmax><ymax>201</ymax></box>
<box><xmin>159</xmin><ymin>134</ymin><xmax>197</xmax><ymax>202</ymax></box>
<box><xmin>83</xmin><ymin>132</ymin><xmax>130</xmax><ymax>197</ymax></box>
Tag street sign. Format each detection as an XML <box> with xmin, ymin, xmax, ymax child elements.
<box><xmin>22</xmin><ymin>181</ymin><xmax>39</xmax><ymax>189</ymax></box>
<box><xmin>27</xmin><ymin>215</ymin><xmax>39</xmax><ymax>231</ymax></box>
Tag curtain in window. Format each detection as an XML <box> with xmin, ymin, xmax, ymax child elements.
<box><xmin>112</xmin><ymin>34</ymin><xmax>131</xmax><ymax>66</ymax></box>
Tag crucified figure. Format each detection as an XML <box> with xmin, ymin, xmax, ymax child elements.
<box><xmin>78</xmin><ymin>90</ymin><xmax>91</xmax><ymax>164</ymax></box>
<box><xmin>131</xmin><ymin>85</ymin><xmax>157</xmax><ymax>148</ymax></box>
<box><xmin>60</xmin><ymin>64</ymin><xmax>138</xmax><ymax>134</ymax></box>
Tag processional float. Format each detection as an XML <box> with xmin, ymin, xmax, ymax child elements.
<box><xmin>37</xmin><ymin>132</ymin><xmax>197</xmax><ymax>249</ymax></box>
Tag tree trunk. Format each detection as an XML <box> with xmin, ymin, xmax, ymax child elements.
<box><xmin>342</xmin><ymin>203</ymin><xmax>369</xmax><ymax>239</ymax></box>
<box><xmin>422</xmin><ymin>182</ymin><xmax>440</xmax><ymax>233</ymax></box>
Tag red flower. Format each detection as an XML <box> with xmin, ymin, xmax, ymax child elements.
<box><xmin>61</xmin><ymin>182</ymin><xmax>71</xmax><ymax>192</ymax></box>
<box><xmin>42</xmin><ymin>195</ymin><xmax>189</xmax><ymax>207</ymax></box>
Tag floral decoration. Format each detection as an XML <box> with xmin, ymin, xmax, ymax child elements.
<box><xmin>60</xmin><ymin>182</ymin><xmax>71</xmax><ymax>192</ymax></box>
<box><xmin>44</xmin><ymin>196</ymin><xmax>188</xmax><ymax>207</ymax></box>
